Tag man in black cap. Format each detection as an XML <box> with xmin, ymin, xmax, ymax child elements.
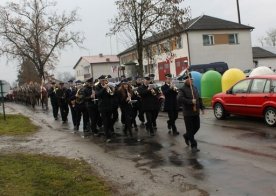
<box><xmin>73</xmin><ymin>80</ymin><xmax>89</xmax><ymax>132</ymax></box>
<box><xmin>137</xmin><ymin>76</ymin><xmax>159</xmax><ymax>136</ymax></box>
<box><xmin>67</xmin><ymin>80</ymin><xmax>78</xmax><ymax>128</ymax></box>
<box><xmin>177</xmin><ymin>72</ymin><xmax>205</xmax><ymax>153</ymax></box>
<box><xmin>95</xmin><ymin>75</ymin><xmax>115</xmax><ymax>142</ymax></box>
<box><xmin>48</xmin><ymin>81</ymin><xmax>59</xmax><ymax>120</ymax></box>
<box><xmin>161</xmin><ymin>73</ymin><xmax>179</xmax><ymax>135</ymax></box>
<box><xmin>83</xmin><ymin>77</ymin><xmax>100</xmax><ymax>136</ymax></box>
<box><xmin>56</xmin><ymin>82</ymin><xmax>70</xmax><ymax>123</ymax></box>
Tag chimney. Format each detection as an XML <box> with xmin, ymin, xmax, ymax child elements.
<box><xmin>99</xmin><ymin>53</ymin><xmax>103</xmax><ymax>57</ymax></box>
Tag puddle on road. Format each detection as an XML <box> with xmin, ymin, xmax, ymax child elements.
<box><xmin>238</xmin><ymin>132</ymin><xmax>276</xmax><ymax>140</ymax></box>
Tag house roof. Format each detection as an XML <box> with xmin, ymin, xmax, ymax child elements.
<box><xmin>118</xmin><ymin>15</ymin><xmax>254</xmax><ymax>56</ymax></box>
<box><xmin>73</xmin><ymin>55</ymin><xmax>119</xmax><ymax>69</ymax></box>
<box><xmin>252</xmin><ymin>47</ymin><xmax>276</xmax><ymax>58</ymax></box>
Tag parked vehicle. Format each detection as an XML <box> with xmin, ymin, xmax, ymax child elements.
<box><xmin>243</xmin><ymin>69</ymin><xmax>252</xmax><ymax>77</ymax></box>
<box><xmin>176</xmin><ymin>62</ymin><xmax>229</xmax><ymax>80</ymax></box>
<box><xmin>212</xmin><ymin>75</ymin><xmax>276</xmax><ymax>126</ymax></box>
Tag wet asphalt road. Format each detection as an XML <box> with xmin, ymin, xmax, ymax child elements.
<box><xmin>2</xmin><ymin>102</ymin><xmax>276</xmax><ymax>196</ymax></box>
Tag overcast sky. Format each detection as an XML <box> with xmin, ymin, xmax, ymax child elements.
<box><xmin>1</xmin><ymin>0</ymin><xmax>276</xmax><ymax>84</ymax></box>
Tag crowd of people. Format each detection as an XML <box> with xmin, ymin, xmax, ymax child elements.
<box><xmin>12</xmin><ymin>73</ymin><xmax>205</xmax><ymax>153</ymax></box>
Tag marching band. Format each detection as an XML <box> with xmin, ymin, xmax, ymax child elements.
<box><xmin>9</xmin><ymin>73</ymin><xmax>201</xmax><ymax>145</ymax></box>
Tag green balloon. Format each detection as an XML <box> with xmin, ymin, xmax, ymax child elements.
<box><xmin>201</xmin><ymin>70</ymin><xmax>222</xmax><ymax>98</ymax></box>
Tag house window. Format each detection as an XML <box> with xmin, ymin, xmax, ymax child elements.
<box><xmin>157</xmin><ymin>44</ymin><xmax>161</xmax><ymax>55</ymax></box>
<box><xmin>176</xmin><ymin>36</ymin><xmax>182</xmax><ymax>49</ymax></box>
<box><xmin>203</xmin><ymin>34</ymin><xmax>214</xmax><ymax>46</ymax></box>
<box><xmin>229</xmin><ymin>33</ymin><xmax>239</xmax><ymax>44</ymax></box>
<box><xmin>144</xmin><ymin>65</ymin><xmax>148</xmax><ymax>74</ymax></box>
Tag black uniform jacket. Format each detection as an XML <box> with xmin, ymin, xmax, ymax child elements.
<box><xmin>95</xmin><ymin>84</ymin><xmax>114</xmax><ymax>112</ymax></box>
<box><xmin>177</xmin><ymin>83</ymin><xmax>204</xmax><ymax>116</ymax></box>
<box><xmin>161</xmin><ymin>83</ymin><xmax>178</xmax><ymax>111</ymax></box>
<box><xmin>137</xmin><ymin>84</ymin><xmax>159</xmax><ymax>111</ymax></box>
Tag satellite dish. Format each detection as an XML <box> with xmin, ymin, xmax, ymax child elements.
<box><xmin>0</xmin><ymin>80</ymin><xmax>10</xmax><ymax>97</ymax></box>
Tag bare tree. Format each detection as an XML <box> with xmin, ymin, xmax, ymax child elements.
<box><xmin>258</xmin><ymin>36</ymin><xmax>266</xmax><ymax>47</ymax></box>
<box><xmin>56</xmin><ymin>71</ymin><xmax>74</xmax><ymax>83</ymax></box>
<box><xmin>109</xmin><ymin>0</ymin><xmax>190</xmax><ymax>76</ymax></box>
<box><xmin>0</xmin><ymin>0</ymin><xmax>84</xmax><ymax>80</ymax></box>
<box><xmin>266</xmin><ymin>29</ymin><xmax>276</xmax><ymax>47</ymax></box>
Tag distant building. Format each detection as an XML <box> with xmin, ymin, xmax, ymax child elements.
<box><xmin>73</xmin><ymin>54</ymin><xmax>120</xmax><ymax>81</ymax></box>
<box><xmin>118</xmin><ymin>15</ymin><xmax>254</xmax><ymax>80</ymax></box>
<box><xmin>253</xmin><ymin>47</ymin><xmax>276</xmax><ymax>71</ymax></box>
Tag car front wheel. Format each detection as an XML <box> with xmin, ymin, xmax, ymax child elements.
<box><xmin>214</xmin><ymin>103</ymin><xmax>226</xmax><ymax>120</ymax></box>
<box><xmin>264</xmin><ymin>107</ymin><xmax>276</xmax><ymax>126</ymax></box>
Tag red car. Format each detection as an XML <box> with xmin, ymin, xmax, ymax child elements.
<box><xmin>212</xmin><ymin>75</ymin><xmax>276</xmax><ymax>126</ymax></box>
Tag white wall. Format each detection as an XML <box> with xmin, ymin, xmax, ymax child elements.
<box><xmin>188</xmin><ymin>30</ymin><xmax>253</xmax><ymax>71</ymax></box>
<box><xmin>92</xmin><ymin>63</ymin><xmax>119</xmax><ymax>79</ymax></box>
<box><xmin>147</xmin><ymin>34</ymin><xmax>190</xmax><ymax>80</ymax></box>
<box><xmin>74</xmin><ymin>58</ymin><xmax>90</xmax><ymax>81</ymax></box>
<box><xmin>254</xmin><ymin>58</ymin><xmax>276</xmax><ymax>71</ymax></box>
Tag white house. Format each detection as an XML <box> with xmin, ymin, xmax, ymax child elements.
<box><xmin>253</xmin><ymin>47</ymin><xmax>276</xmax><ymax>71</ymax></box>
<box><xmin>73</xmin><ymin>54</ymin><xmax>120</xmax><ymax>81</ymax></box>
<box><xmin>118</xmin><ymin>15</ymin><xmax>254</xmax><ymax>80</ymax></box>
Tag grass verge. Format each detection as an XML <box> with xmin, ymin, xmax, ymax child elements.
<box><xmin>0</xmin><ymin>153</ymin><xmax>112</xmax><ymax>196</ymax></box>
<box><xmin>0</xmin><ymin>114</ymin><xmax>39</xmax><ymax>136</ymax></box>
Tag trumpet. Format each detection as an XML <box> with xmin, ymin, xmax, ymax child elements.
<box><xmin>150</xmin><ymin>88</ymin><xmax>157</xmax><ymax>96</ymax></box>
<box><xmin>170</xmin><ymin>83</ymin><xmax>179</xmax><ymax>92</ymax></box>
<box><xmin>106</xmin><ymin>86</ymin><xmax>114</xmax><ymax>95</ymax></box>
<box><xmin>132</xmin><ymin>87</ymin><xmax>140</xmax><ymax>97</ymax></box>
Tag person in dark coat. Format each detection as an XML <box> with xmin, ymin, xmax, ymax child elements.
<box><xmin>56</xmin><ymin>82</ymin><xmax>70</xmax><ymax>123</ymax></box>
<box><xmin>118</xmin><ymin>79</ymin><xmax>135</xmax><ymax>137</ymax></box>
<box><xmin>67</xmin><ymin>80</ymin><xmax>78</xmax><ymax>129</ymax></box>
<box><xmin>73</xmin><ymin>81</ymin><xmax>89</xmax><ymax>132</ymax></box>
<box><xmin>133</xmin><ymin>77</ymin><xmax>145</xmax><ymax>127</ymax></box>
<box><xmin>161</xmin><ymin>73</ymin><xmax>179</xmax><ymax>135</ymax></box>
<box><xmin>48</xmin><ymin>81</ymin><xmax>59</xmax><ymax>120</ymax></box>
<box><xmin>177</xmin><ymin>73</ymin><xmax>205</xmax><ymax>153</ymax></box>
<box><xmin>95</xmin><ymin>75</ymin><xmax>115</xmax><ymax>142</ymax></box>
<box><xmin>137</xmin><ymin>76</ymin><xmax>160</xmax><ymax>136</ymax></box>
<box><xmin>83</xmin><ymin>77</ymin><xmax>100</xmax><ymax>136</ymax></box>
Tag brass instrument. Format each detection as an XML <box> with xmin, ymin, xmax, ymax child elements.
<box><xmin>106</xmin><ymin>85</ymin><xmax>114</xmax><ymax>95</ymax></box>
<box><xmin>132</xmin><ymin>87</ymin><xmax>140</xmax><ymax>97</ymax></box>
<box><xmin>151</xmin><ymin>88</ymin><xmax>156</xmax><ymax>96</ymax></box>
<box><xmin>149</xmin><ymin>84</ymin><xmax>157</xmax><ymax>96</ymax></box>
<box><xmin>170</xmin><ymin>83</ymin><xmax>179</xmax><ymax>93</ymax></box>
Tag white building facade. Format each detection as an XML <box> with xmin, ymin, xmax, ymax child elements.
<box><xmin>118</xmin><ymin>15</ymin><xmax>254</xmax><ymax>80</ymax></box>
<box><xmin>73</xmin><ymin>54</ymin><xmax>120</xmax><ymax>81</ymax></box>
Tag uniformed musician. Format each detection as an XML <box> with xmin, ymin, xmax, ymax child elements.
<box><xmin>161</xmin><ymin>73</ymin><xmax>179</xmax><ymax>135</ymax></box>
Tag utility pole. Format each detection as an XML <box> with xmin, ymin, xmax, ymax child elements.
<box><xmin>0</xmin><ymin>80</ymin><xmax>6</xmax><ymax>120</ymax></box>
<box><xmin>236</xmin><ymin>0</ymin><xmax>241</xmax><ymax>24</ymax></box>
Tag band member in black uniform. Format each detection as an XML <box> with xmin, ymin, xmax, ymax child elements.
<box><xmin>161</xmin><ymin>73</ymin><xmax>179</xmax><ymax>135</ymax></box>
<box><xmin>134</xmin><ymin>77</ymin><xmax>145</xmax><ymax>127</ymax></box>
<box><xmin>118</xmin><ymin>79</ymin><xmax>135</xmax><ymax>137</ymax></box>
<box><xmin>137</xmin><ymin>76</ymin><xmax>160</xmax><ymax>136</ymax></box>
<box><xmin>84</xmin><ymin>77</ymin><xmax>99</xmax><ymax>136</ymax></box>
<box><xmin>48</xmin><ymin>81</ymin><xmax>59</xmax><ymax>120</ymax></box>
<box><xmin>56</xmin><ymin>82</ymin><xmax>70</xmax><ymax>123</ymax></box>
<box><xmin>73</xmin><ymin>81</ymin><xmax>89</xmax><ymax>133</ymax></box>
<box><xmin>177</xmin><ymin>73</ymin><xmax>205</xmax><ymax>153</ymax></box>
<box><xmin>68</xmin><ymin>80</ymin><xmax>78</xmax><ymax>129</ymax></box>
<box><xmin>95</xmin><ymin>75</ymin><xmax>115</xmax><ymax>143</ymax></box>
